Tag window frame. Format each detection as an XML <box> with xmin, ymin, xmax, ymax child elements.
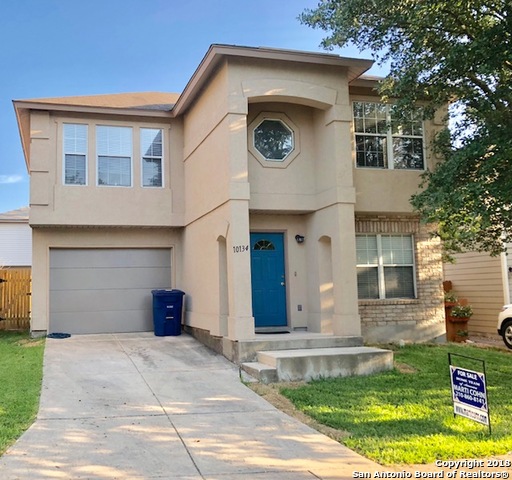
<box><xmin>63</xmin><ymin>123</ymin><xmax>88</xmax><ymax>186</ymax></box>
<box><xmin>96</xmin><ymin>125</ymin><xmax>133</xmax><ymax>187</ymax></box>
<box><xmin>248</xmin><ymin>112</ymin><xmax>300</xmax><ymax>169</ymax></box>
<box><xmin>353</xmin><ymin>101</ymin><xmax>426</xmax><ymax>171</ymax></box>
<box><xmin>140</xmin><ymin>127</ymin><xmax>164</xmax><ymax>188</ymax></box>
<box><xmin>356</xmin><ymin>234</ymin><xmax>417</xmax><ymax>300</ymax></box>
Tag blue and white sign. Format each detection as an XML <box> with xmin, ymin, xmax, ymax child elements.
<box><xmin>450</xmin><ymin>366</ymin><xmax>489</xmax><ymax>425</ymax></box>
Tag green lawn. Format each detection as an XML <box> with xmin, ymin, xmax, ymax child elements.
<box><xmin>281</xmin><ymin>343</ymin><xmax>512</xmax><ymax>465</ymax></box>
<box><xmin>0</xmin><ymin>331</ymin><xmax>45</xmax><ymax>456</ymax></box>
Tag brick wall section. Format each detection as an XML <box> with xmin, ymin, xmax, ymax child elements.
<box><xmin>355</xmin><ymin>215</ymin><xmax>445</xmax><ymax>342</ymax></box>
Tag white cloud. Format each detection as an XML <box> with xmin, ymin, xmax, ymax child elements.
<box><xmin>0</xmin><ymin>175</ymin><xmax>23</xmax><ymax>184</ymax></box>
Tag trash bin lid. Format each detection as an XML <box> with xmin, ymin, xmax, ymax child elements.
<box><xmin>152</xmin><ymin>289</ymin><xmax>185</xmax><ymax>296</ymax></box>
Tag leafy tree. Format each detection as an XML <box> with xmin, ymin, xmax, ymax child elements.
<box><xmin>301</xmin><ymin>1</ymin><xmax>512</xmax><ymax>255</ymax></box>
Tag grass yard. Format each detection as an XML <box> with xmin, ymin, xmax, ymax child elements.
<box><xmin>0</xmin><ymin>331</ymin><xmax>45</xmax><ymax>456</ymax></box>
<box><xmin>281</xmin><ymin>343</ymin><xmax>512</xmax><ymax>465</ymax></box>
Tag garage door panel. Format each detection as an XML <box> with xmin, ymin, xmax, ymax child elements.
<box><xmin>50</xmin><ymin>288</ymin><xmax>154</xmax><ymax>313</ymax></box>
<box><xmin>51</xmin><ymin>266</ymin><xmax>171</xmax><ymax>291</ymax></box>
<box><xmin>50</xmin><ymin>310</ymin><xmax>153</xmax><ymax>335</ymax></box>
<box><xmin>49</xmin><ymin>248</ymin><xmax>172</xmax><ymax>334</ymax></box>
<box><xmin>50</xmin><ymin>248</ymin><xmax>171</xmax><ymax>269</ymax></box>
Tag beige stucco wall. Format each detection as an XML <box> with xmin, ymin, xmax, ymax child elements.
<box><xmin>177</xmin><ymin>56</ymin><xmax>363</xmax><ymax>340</ymax></box>
<box><xmin>351</xmin><ymin>95</ymin><xmax>442</xmax><ymax>214</ymax></box>
<box><xmin>30</xmin><ymin>227</ymin><xmax>181</xmax><ymax>333</ymax></box>
<box><xmin>28</xmin><ymin>112</ymin><xmax>184</xmax><ymax>227</ymax></box>
<box><xmin>247</xmin><ymin>103</ymin><xmax>316</xmax><ymax>210</ymax></box>
<box><xmin>354</xmin><ymin>169</ymin><xmax>424</xmax><ymax>213</ymax></box>
<box><xmin>238</xmin><ymin>58</ymin><xmax>356</xmax><ymax>214</ymax></box>
<box><xmin>305</xmin><ymin>205</ymin><xmax>361</xmax><ymax>336</ymax></box>
<box><xmin>181</xmin><ymin>60</ymin><xmax>254</xmax><ymax>340</ymax></box>
<box><xmin>181</xmin><ymin>202</ymin><xmax>253</xmax><ymax>340</ymax></box>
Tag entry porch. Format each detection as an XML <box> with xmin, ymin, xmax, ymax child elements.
<box><xmin>185</xmin><ymin>328</ymin><xmax>394</xmax><ymax>383</ymax></box>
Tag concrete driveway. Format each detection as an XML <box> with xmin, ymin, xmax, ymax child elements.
<box><xmin>0</xmin><ymin>333</ymin><xmax>380</xmax><ymax>479</ymax></box>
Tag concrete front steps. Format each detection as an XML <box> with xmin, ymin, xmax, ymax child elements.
<box><xmin>241</xmin><ymin>345</ymin><xmax>394</xmax><ymax>383</ymax></box>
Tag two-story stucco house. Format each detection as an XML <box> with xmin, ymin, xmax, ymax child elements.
<box><xmin>13</xmin><ymin>45</ymin><xmax>445</xmax><ymax>378</ymax></box>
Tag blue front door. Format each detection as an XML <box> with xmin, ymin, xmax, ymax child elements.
<box><xmin>250</xmin><ymin>232</ymin><xmax>287</xmax><ymax>328</ymax></box>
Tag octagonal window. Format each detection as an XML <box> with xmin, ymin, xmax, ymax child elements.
<box><xmin>253</xmin><ymin>119</ymin><xmax>294</xmax><ymax>162</ymax></box>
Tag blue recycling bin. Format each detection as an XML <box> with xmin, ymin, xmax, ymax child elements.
<box><xmin>151</xmin><ymin>289</ymin><xmax>185</xmax><ymax>336</ymax></box>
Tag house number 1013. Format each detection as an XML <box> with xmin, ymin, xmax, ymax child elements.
<box><xmin>233</xmin><ymin>245</ymin><xmax>249</xmax><ymax>253</ymax></box>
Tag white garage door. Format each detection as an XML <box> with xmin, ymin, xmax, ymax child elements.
<box><xmin>50</xmin><ymin>248</ymin><xmax>172</xmax><ymax>334</ymax></box>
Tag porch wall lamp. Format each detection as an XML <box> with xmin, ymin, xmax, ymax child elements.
<box><xmin>295</xmin><ymin>234</ymin><xmax>305</xmax><ymax>244</ymax></box>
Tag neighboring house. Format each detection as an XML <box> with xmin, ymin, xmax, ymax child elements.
<box><xmin>443</xmin><ymin>246</ymin><xmax>512</xmax><ymax>336</ymax></box>
<box><xmin>0</xmin><ymin>207</ymin><xmax>31</xmax><ymax>267</ymax></box>
<box><xmin>0</xmin><ymin>206</ymin><xmax>31</xmax><ymax>330</ymax></box>
<box><xmin>13</xmin><ymin>44</ymin><xmax>445</xmax><ymax>361</ymax></box>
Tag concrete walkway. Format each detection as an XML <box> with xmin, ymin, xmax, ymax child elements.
<box><xmin>0</xmin><ymin>333</ymin><xmax>381</xmax><ymax>479</ymax></box>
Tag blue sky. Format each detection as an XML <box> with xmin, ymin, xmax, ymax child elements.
<box><xmin>0</xmin><ymin>0</ymin><xmax>385</xmax><ymax>213</ymax></box>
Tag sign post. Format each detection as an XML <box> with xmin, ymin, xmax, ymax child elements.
<box><xmin>448</xmin><ymin>353</ymin><xmax>491</xmax><ymax>434</ymax></box>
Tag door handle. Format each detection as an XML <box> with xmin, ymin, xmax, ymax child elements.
<box><xmin>280</xmin><ymin>282</ymin><xmax>285</xmax><ymax>286</ymax></box>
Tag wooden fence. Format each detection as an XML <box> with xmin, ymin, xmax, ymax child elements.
<box><xmin>0</xmin><ymin>268</ymin><xmax>31</xmax><ymax>330</ymax></box>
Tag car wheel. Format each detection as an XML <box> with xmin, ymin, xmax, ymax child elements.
<box><xmin>502</xmin><ymin>319</ymin><xmax>512</xmax><ymax>349</ymax></box>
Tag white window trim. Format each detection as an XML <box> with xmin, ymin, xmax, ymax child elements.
<box><xmin>140</xmin><ymin>127</ymin><xmax>164</xmax><ymax>188</ymax></box>
<box><xmin>357</xmin><ymin>234</ymin><xmax>417</xmax><ymax>299</ymax></box>
<box><xmin>63</xmin><ymin>123</ymin><xmax>88</xmax><ymax>186</ymax></box>
<box><xmin>96</xmin><ymin>125</ymin><xmax>133</xmax><ymax>188</ymax></box>
<box><xmin>353</xmin><ymin>101</ymin><xmax>426</xmax><ymax>171</ymax></box>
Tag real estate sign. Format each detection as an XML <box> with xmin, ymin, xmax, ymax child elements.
<box><xmin>450</xmin><ymin>365</ymin><xmax>489</xmax><ymax>426</ymax></box>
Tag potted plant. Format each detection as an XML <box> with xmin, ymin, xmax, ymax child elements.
<box><xmin>454</xmin><ymin>329</ymin><xmax>469</xmax><ymax>343</ymax></box>
<box><xmin>444</xmin><ymin>291</ymin><xmax>458</xmax><ymax>304</ymax></box>
<box><xmin>444</xmin><ymin>290</ymin><xmax>459</xmax><ymax>316</ymax></box>
<box><xmin>447</xmin><ymin>303</ymin><xmax>472</xmax><ymax>342</ymax></box>
<box><xmin>450</xmin><ymin>304</ymin><xmax>473</xmax><ymax>320</ymax></box>
<box><xmin>443</xmin><ymin>282</ymin><xmax>473</xmax><ymax>341</ymax></box>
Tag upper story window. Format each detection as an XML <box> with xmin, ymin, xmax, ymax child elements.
<box><xmin>253</xmin><ymin>119</ymin><xmax>294</xmax><ymax>162</ymax></box>
<box><xmin>97</xmin><ymin>126</ymin><xmax>132</xmax><ymax>186</ymax></box>
<box><xmin>353</xmin><ymin>102</ymin><xmax>424</xmax><ymax>170</ymax></box>
<box><xmin>141</xmin><ymin>128</ymin><xmax>163</xmax><ymax>187</ymax></box>
<box><xmin>356</xmin><ymin>234</ymin><xmax>416</xmax><ymax>299</ymax></box>
<box><xmin>63</xmin><ymin>124</ymin><xmax>87</xmax><ymax>185</ymax></box>
<box><xmin>248</xmin><ymin>112</ymin><xmax>300</xmax><ymax>169</ymax></box>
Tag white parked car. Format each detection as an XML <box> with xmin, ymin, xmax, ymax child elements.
<box><xmin>498</xmin><ymin>305</ymin><xmax>512</xmax><ymax>349</ymax></box>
